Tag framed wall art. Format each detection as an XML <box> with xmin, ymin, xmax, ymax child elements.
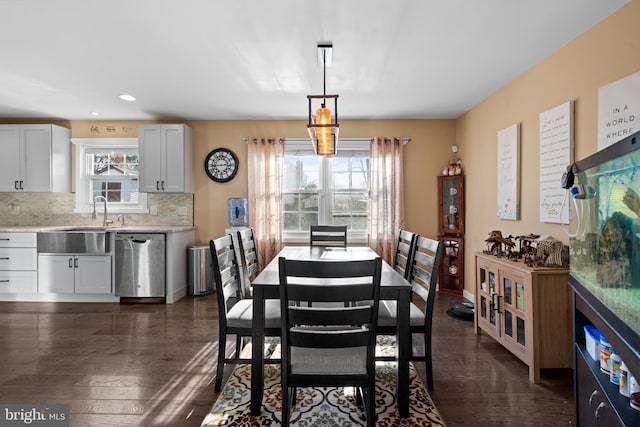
<box><xmin>497</xmin><ymin>123</ymin><xmax>520</xmax><ymax>220</ymax></box>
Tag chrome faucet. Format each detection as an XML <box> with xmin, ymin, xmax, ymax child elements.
<box><xmin>92</xmin><ymin>196</ymin><xmax>109</xmax><ymax>226</ymax></box>
<box><xmin>116</xmin><ymin>214</ymin><xmax>125</xmax><ymax>227</ymax></box>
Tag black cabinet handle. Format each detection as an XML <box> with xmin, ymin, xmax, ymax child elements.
<box><xmin>68</xmin><ymin>258</ymin><xmax>73</xmax><ymax>268</ymax></box>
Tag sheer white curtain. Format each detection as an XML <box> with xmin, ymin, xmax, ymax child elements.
<box><xmin>368</xmin><ymin>137</ymin><xmax>405</xmax><ymax>264</ymax></box>
<box><xmin>247</xmin><ymin>137</ymin><xmax>284</xmax><ymax>267</ymax></box>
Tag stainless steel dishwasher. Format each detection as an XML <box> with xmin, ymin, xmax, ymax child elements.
<box><xmin>115</xmin><ymin>233</ymin><xmax>165</xmax><ymax>297</ymax></box>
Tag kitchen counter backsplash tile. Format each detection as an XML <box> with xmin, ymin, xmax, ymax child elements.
<box><xmin>0</xmin><ymin>193</ymin><xmax>193</xmax><ymax>227</ymax></box>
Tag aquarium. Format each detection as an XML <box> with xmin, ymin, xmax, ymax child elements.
<box><xmin>569</xmin><ymin>130</ymin><xmax>640</xmax><ymax>334</ymax></box>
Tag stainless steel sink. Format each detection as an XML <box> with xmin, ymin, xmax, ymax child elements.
<box><xmin>37</xmin><ymin>228</ymin><xmax>111</xmax><ymax>254</ymax></box>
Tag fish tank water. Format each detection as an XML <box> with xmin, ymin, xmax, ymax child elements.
<box><xmin>569</xmin><ymin>130</ymin><xmax>640</xmax><ymax>335</ymax></box>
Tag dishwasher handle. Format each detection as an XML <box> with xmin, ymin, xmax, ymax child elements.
<box><xmin>116</xmin><ymin>233</ymin><xmax>165</xmax><ymax>242</ymax></box>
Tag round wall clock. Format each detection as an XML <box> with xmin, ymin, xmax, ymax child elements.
<box><xmin>205</xmin><ymin>148</ymin><xmax>239</xmax><ymax>183</ymax></box>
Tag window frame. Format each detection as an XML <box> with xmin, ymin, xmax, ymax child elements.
<box><xmin>72</xmin><ymin>138</ymin><xmax>148</xmax><ymax>214</ymax></box>
<box><xmin>282</xmin><ymin>138</ymin><xmax>370</xmax><ymax>245</ymax></box>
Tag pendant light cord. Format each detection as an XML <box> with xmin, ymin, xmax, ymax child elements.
<box><xmin>322</xmin><ymin>48</ymin><xmax>327</xmax><ymax>106</ymax></box>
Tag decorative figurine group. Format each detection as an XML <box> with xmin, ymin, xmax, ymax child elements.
<box><xmin>442</xmin><ymin>145</ymin><xmax>463</xmax><ymax>176</ymax></box>
<box><xmin>483</xmin><ymin>230</ymin><xmax>568</xmax><ymax>267</ymax></box>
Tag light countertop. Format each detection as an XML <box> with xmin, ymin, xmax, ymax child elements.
<box><xmin>0</xmin><ymin>226</ymin><xmax>195</xmax><ymax>233</ymax></box>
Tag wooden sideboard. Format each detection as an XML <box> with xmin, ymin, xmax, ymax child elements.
<box><xmin>474</xmin><ymin>253</ymin><xmax>572</xmax><ymax>382</ymax></box>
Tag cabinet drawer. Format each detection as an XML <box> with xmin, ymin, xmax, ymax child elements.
<box><xmin>0</xmin><ymin>233</ymin><xmax>37</xmax><ymax>248</ymax></box>
<box><xmin>0</xmin><ymin>271</ymin><xmax>37</xmax><ymax>293</ymax></box>
<box><xmin>0</xmin><ymin>248</ymin><xmax>37</xmax><ymax>270</ymax></box>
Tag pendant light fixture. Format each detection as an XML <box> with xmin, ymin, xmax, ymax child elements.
<box><xmin>307</xmin><ymin>42</ymin><xmax>339</xmax><ymax>155</ymax></box>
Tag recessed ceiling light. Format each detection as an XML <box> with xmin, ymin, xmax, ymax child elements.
<box><xmin>91</xmin><ymin>111</ymin><xmax>101</xmax><ymax>116</ymax></box>
<box><xmin>119</xmin><ymin>94</ymin><xmax>136</xmax><ymax>102</ymax></box>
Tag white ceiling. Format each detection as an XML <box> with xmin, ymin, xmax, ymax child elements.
<box><xmin>0</xmin><ymin>0</ymin><xmax>630</xmax><ymax>121</ymax></box>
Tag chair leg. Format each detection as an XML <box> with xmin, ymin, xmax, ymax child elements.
<box><xmin>366</xmin><ymin>385</ymin><xmax>377</xmax><ymax>427</ymax></box>
<box><xmin>215</xmin><ymin>333</ymin><xmax>227</xmax><ymax>392</ymax></box>
<box><xmin>425</xmin><ymin>331</ymin><xmax>433</xmax><ymax>391</ymax></box>
<box><xmin>281</xmin><ymin>384</ymin><xmax>290</xmax><ymax>426</ymax></box>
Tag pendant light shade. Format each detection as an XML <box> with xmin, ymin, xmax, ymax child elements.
<box><xmin>307</xmin><ymin>43</ymin><xmax>339</xmax><ymax>155</ymax></box>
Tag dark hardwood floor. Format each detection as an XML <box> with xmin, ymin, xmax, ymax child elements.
<box><xmin>0</xmin><ymin>292</ymin><xmax>575</xmax><ymax>426</ymax></box>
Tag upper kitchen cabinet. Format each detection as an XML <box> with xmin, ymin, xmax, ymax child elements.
<box><xmin>0</xmin><ymin>124</ymin><xmax>71</xmax><ymax>192</ymax></box>
<box><xmin>139</xmin><ymin>124</ymin><xmax>194</xmax><ymax>193</ymax></box>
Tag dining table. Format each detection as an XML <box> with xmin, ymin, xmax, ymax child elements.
<box><xmin>250</xmin><ymin>245</ymin><xmax>412</xmax><ymax>418</ymax></box>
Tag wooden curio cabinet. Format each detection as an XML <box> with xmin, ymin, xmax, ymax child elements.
<box><xmin>437</xmin><ymin>175</ymin><xmax>464</xmax><ymax>295</ymax></box>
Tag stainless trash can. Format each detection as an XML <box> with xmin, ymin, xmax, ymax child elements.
<box><xmin>187</xmin><ymin>246</ymin><xmax>214</xmax><ymax>295</ymax></box>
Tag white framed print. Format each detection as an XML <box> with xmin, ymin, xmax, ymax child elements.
<box><xmin>539</xmin><ymin>101</ymin><xmax>574</xmax><ymax>223</ymax></box>
<box><xmin>497</xmin><ymin>123</ymin><xmax>520</xmax><ymax>220</ymax></box>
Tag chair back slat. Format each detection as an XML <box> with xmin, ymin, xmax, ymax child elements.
<box><xmin>237</xmin><ymin>228</ymin><xmax>260</xmax><ymax>298</ymax></box>
<box><xmin>309</xmin><ymin>225</ymin><xmax>348</xmax><ymax>247</ymax></box>
<box><xmin>289</xmin><ymin>304</ymin><xmax>374</xmax><ymax>326</ymax></box>
<box><xmin>210</xmin><ymin>235</ymin><xmax>243</xmax><ymax>312</ymax></box>
<box><xmin>408</xmin><ymin>236</ymin><xmax>443</xmax><ymax>315</ymax></box>
<box><xmin>394</xmin><ymin>229</ymin><xmax>417</xmax><ymax>279</ymax></box>
<box><xmin>290</xmin><ymin>328</ymin><xmax>371</xmax><ymax>348</ymax></box>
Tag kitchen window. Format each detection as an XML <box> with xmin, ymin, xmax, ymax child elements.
<box><xmin>72</xmin><ymin>138</ymin><xmax>147</xmax><ymax>213</ymax></box>
<box><xmin>283</xmin><ymin>139</ymin><xmax>370</xmax><ymax>244</ymax></box>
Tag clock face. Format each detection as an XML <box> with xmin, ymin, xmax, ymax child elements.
<box><xmin>205</xmin><ymin>148</ymin><xmax>239</xmax><ymax>183</ymax></box>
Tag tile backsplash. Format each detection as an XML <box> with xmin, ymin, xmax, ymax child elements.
<box><xmin>0</xmin><ymin>192</ymin><xmax>193</xmax><ymax>227</ymax></box>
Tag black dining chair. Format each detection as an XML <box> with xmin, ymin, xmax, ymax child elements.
<box><xmin>209</xmin><ymin>235</ymin><xmax>280</xmax><ymax>392</ymax></box>
<box><xmin>237</xmin><ymin>227</ymin><xmax>260</xmax><ymax>298</ymax></box>
<box><xmin>309</xmin><ymin>225</ymin><xmax>348</xmax><ymax>247</ymax></box>
<box><xmin>376</xmin><ymin>235</ymin><xmax>443</xmax><ymax>390</ymax></box>
<box><xmin>278</xmin><ymin>256</ymin><xmax>382</xmax><ymax>427</ymax></box>
<box><xmin>393</xmin><ymin>229</ymin><xmax>417</xmax><ymax>280</ymax></box>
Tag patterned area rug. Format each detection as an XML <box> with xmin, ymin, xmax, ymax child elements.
<box><xmin>201</xmin><ymin>339</ymin><xmax>446</xmax><ymax>426</ymax></box>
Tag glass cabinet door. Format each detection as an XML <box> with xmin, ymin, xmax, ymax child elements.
<box><xmin>438</xmin><ymin>236</ymin><xmax>463</xmax><ymax>295</ymax></box>
<box><xmin>500</xmin><ymin>270</ymin><xmax>528</xmax><ymax>352</ymax></box>
<box><xmin>438</xmin><ymin>175</ymin><xmax>464</xmax><ymax>235</ymax></box>
<box><xmin>477</xmin><ymin>262</ymin><xmax>499</xmax><ymax>337</ymax></box>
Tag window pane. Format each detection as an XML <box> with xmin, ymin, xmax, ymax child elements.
<box><xmin>283</xmin><ymin>213</ymin><xmax>299</xmax><ymax>231</ymax></box>
<box><xmin>284</xmin><ymin>156</ymin><xmax>320</xmax><ymax>190</ymax></box>
<box><xmin>333</xmin><ymin>157</ymin><xmax>350</xmax><ymax>171</ymax></box>
<box><xmin>87</xmin><ymin>150</ymin><xmax>140</xmax><ymax>208</ymax></box>
<box><xmin>352</xmin><ymin>171</ymin><xmax>368</xmax><ymax>188</ymax></box>
<box><xmin>283</xmin><ymin>141</ymin><xmax>369</xmax><ymax>239</ymax></box>
<box><xmin>283</xmin><ymin>193</ymin><xmax>299</xmax><ymax>211</ymax></box>
<box><xmin>300</xmin><ymin>213</ymin><xmax>317</xmax><ymax>230</ymax></box>
<box><xmin>300</xmin><ymin>193</ymin><xmax>318</xmax><ymax>211</ymax></box>
<box><xmin>334</xmin><ymin>171</ymin><xmax>350</xmax><ymax>190</ymax></box>
<box><xmin>352</xmin><ymin>192</ymin><xmax>368</xmax><ymax>212</ymax></box>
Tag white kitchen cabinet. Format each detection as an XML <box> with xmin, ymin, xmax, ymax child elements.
<box><xmin>0</xmin><ymin>124</ymin><xmax>71</xmax><ymax>192</ymax></box>
<box><xmin>38</xmin><ymin>255</ymin><xmax>111</xmax><ymax>294</ymax></box>
<box><xmin>139</xmin><ymin>124</ymin><xmax>193</xmax><ymax>193</ymax></box>
<box><xmin>0</xmin><ymin>233</ymin><xmax>37</xmax><ymax>293</ymax></box>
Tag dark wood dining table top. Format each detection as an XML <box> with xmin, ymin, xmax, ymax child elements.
<box><xmin>249</xmin><ymin>245</ymin><xmax>412</xmax><ymax>418</ymax></box>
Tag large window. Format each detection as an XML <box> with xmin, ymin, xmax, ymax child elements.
<box><xmin>72</xmin><ymin>138</ymin><xmax>147</xmax><ymax>213</ymax></box>
<box><xmin>283</xmin><ymin>139</ymin><xmax>370</xmax><ymax>243</ymax></box>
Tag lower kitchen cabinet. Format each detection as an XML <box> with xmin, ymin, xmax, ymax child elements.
<box><xmin>0</xmin><ymin>232</ymin><xmax>37</xmax><ymax>294</ymax></box>
<box><xmin>38</xmin><ymin>255</ymin><xmax>111</xmax><ymax>294</ymax></box>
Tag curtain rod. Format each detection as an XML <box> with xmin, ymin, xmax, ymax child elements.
<box><xmin>243</xmin><ymin>137</ymin><xmax>411</xmax><ymax>144</ymax></box>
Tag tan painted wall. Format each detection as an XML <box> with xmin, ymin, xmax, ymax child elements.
<box><xmin>69</xmin><ymin>119</ymin><xmax>455</xmax><ymax>245</ymax></box>
<box><xmin>189</xmin><ymin>119</ymin><xmax>455</xmax><ymax>245</ymax></box>
<box><xmin>457</xmin><ymin>0</ymin><xmax>640</xmax><ymax>294</ymax></box>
